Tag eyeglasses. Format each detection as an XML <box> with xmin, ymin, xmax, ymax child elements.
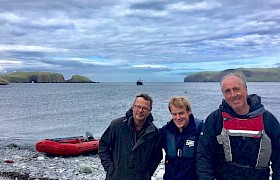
<box><xmin>134</xmin><ymin>105</ymin><xmax>151</xmax><ymax>112</ymax></box>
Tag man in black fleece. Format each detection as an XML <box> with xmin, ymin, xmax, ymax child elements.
<box><xmin>98</xmin><ymin>93</ymin><xmax>162</xmax><ymax>180</ymax></box>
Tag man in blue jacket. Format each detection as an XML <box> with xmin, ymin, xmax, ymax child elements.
<box><xmin>161</xmin><ymin>96</ymin><xmax>203</xmax><ymax>180</ymax></box>
<box><xmin>196</xmin><ymin>73</ymin><xmax>280</xmax><ymax>179</ymax></box>
<box><xmin>98</xmin><ymin>93</ymin><xmax>162</xmax><ymax>180</ymax></box>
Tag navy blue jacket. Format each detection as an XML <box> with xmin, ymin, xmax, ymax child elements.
<box><xmin>196</xmin><ymin>94</ymin><xmax>280</xmax><ymax>180</ymax></box>
<box><xmin>160</xmin><ymin>114</ymin><xmax>203</xmax><ymax>180</ymax></box>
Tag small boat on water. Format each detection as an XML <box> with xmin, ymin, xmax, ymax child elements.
<box><xmin>36</xmin><ymin>132</ymin><xmax>99</xmax><ymax>156</ymax></box>
<box><xmin>136</xmin><ymin>79</ymin><xmax>143</xmax><ymax>85</ymax></box>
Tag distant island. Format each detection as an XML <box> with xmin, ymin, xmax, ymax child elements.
<box><xmin>184</xmin><ymin>68</ymin><xmax>280</xmax><ymax>82</ymax></box>
<box><xmin>0</xmin><ymin>72</ymin><xmax>98</xmax><ymax>85</ymax></box>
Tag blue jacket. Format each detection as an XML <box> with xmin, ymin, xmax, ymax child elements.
<box><xmin>160</xmin><ymin>114</ymin><xmax>203</xmax><ymax>180</ymax></box>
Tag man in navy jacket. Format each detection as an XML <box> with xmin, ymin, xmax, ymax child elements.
<box><xmin>161</xmin><ymin>96</ymin><xmax>203</xmax><ymax>180</ymax></box>
<box><xmin>196</xmin><ymin>73</ymin><xmax>280</xmax><ymax>179</ymax></box>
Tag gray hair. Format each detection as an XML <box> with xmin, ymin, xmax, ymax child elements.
<box><xmin>220</xmin><ymin>72</ymin><xmax>247</xmax><ymax>89</ymax></box>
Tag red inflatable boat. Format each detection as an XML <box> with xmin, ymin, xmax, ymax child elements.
<box><xmin>36</xmin><ymin>133</ymin><xmax>99</xmax><ymax>156</ymax></box>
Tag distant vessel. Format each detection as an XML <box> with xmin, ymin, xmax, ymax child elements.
<box><xmin>136</xmin><ymin>79</ymin><xmax>143</xmax><ymax>85</ymax></box>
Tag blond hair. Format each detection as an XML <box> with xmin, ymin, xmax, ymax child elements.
<box><xmin>168</xmin><ymin>96</ymin><xmax>191</xmax><ymax>112</ymax></box>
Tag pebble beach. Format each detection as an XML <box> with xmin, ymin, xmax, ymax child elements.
<box><xmin>0</xmin><ymin>145</ymin><xmax>272</xmax><ymax>180</ymax></box>
<box><xmin>0</xmin><ymin>145</ymin><xmax>165</xmax><ymax>180</ymax></box>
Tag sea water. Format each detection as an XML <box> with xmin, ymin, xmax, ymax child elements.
<box><xmin>1</xmin><ymin>82</ymin><xmax>279</xmax><ymax>147</ymax></box>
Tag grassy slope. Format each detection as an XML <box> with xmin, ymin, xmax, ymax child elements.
<box><xmin>0</xmin><ymin>72</ymin><xmax>93</xmax><ymax>83</ymax></box>
<box><xmin>66</xmin><ymin>75</ymin><xmax>93</xmax><ymax>83</ymax></box>
<box><xmin>0</xmin><ymin>72</ymin><xmax>65</xmax><ymax>83</ymax></box>
<box><xmin>184</xmin><ymin>68</ymin><xmax>280</xmax><ymax>82</ymax></box>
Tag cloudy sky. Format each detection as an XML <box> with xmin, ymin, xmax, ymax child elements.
<box><xmin>1</xmin><ymin>0</ymin><xmax>280</xmax><ymax>82</ymax></box>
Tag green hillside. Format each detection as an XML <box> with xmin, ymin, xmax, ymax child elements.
<box><xmin>0</xmin><ymin>72</ymin><xmax>65</xmax><ymax>83</ymax></box>
<box><xmin>0</xmin><ymin>72</ymin><xmax>95</xmax><ymax>84</ymax></box>
<box><xmin>65</xmin><ymin>75</ymin><xmax>93</xmax><ymax>83</ymax></box>
<box><xmin>184</xmin><ymin>68</ymin><xmax>280</xmax><ymax>82</ymax></box>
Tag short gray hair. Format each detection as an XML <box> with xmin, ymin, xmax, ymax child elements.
<box><xmin>220</xmin><ymin>72</ymin><xmax>247</xmax><ymax>89</ymax></box>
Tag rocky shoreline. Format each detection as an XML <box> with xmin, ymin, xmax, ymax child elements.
<box><xmin>0</xmin><ymin>145</ymin><xmax>164</xmax><ymax>180</ymax></box>
<box><xmin>0</xmin><ymin>145</ymin><xmax>272</xmax><ymax>180</ymax></box>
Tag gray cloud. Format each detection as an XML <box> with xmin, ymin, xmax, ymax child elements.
<box><xmin>1</xmin><ymin>0</ymin><xmax>280</xmax><ymax>82</ymax></box>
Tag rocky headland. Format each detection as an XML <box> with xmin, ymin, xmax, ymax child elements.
<box><xmin>0</xmin><ymin>72</ymin><xmax>97</xmax><ymax>84</ymax></box>
<box><xmin>184</xmin><ymin>68</ymin><xmax>280</xmax><ymax>82</ymax></box>
<box><xmin>0</xmin><ymin>77</ymin><xmax>9</xmax><ymax>85</ymax></box>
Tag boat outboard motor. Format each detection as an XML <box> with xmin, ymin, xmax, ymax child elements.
<box><xmin>86</xmin><ymin>131</ymin><xmax>94</xmax><ymax>141</ymax></box>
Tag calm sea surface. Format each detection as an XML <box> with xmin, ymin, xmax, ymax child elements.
<box><xmin>1</xmin><ymin>82</ymin><xmax>279</xmax><ymax>147</ymax></box>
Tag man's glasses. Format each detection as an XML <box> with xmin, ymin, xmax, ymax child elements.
<box><xmin>134</xmin><ymin>105</ymin><xmax>151</xmax><ymax>112</ymax></box>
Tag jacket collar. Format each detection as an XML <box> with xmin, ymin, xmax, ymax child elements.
<box><xmin>220</xmin><ymin>94</ymin><xmax>265</xmax><ymax>118</ymax></box>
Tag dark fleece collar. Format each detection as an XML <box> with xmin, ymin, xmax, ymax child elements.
<box><xmin>219</xmin><ymin>94</ymin><xmax>265</xmax><ymax>118</ymax></box>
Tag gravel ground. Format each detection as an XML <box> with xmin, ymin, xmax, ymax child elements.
<box><xmin>0</xmin><ymin>144</ymin><xmax>165</xmax><ymax>180</ymax></box>
<box><xmin>0</xmin><ymin>145</ymin><xmax>272</xmax><ymax>180</ymax></box>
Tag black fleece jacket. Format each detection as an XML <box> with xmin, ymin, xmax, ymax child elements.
<box><xmin>98</xmin><ymin>108</ymin><xmax>162</xmax><ymax>180</ymax></box>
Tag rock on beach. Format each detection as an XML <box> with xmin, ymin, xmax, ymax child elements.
<box><xmin>0</xmin><ymin>146</ymin><xmax>164</xmax><ymax>180</ymax></box>
<box><xmin>1</xmin><ymin>145</ymin><xmax>271</xmax><ymax>180</ymax></box>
